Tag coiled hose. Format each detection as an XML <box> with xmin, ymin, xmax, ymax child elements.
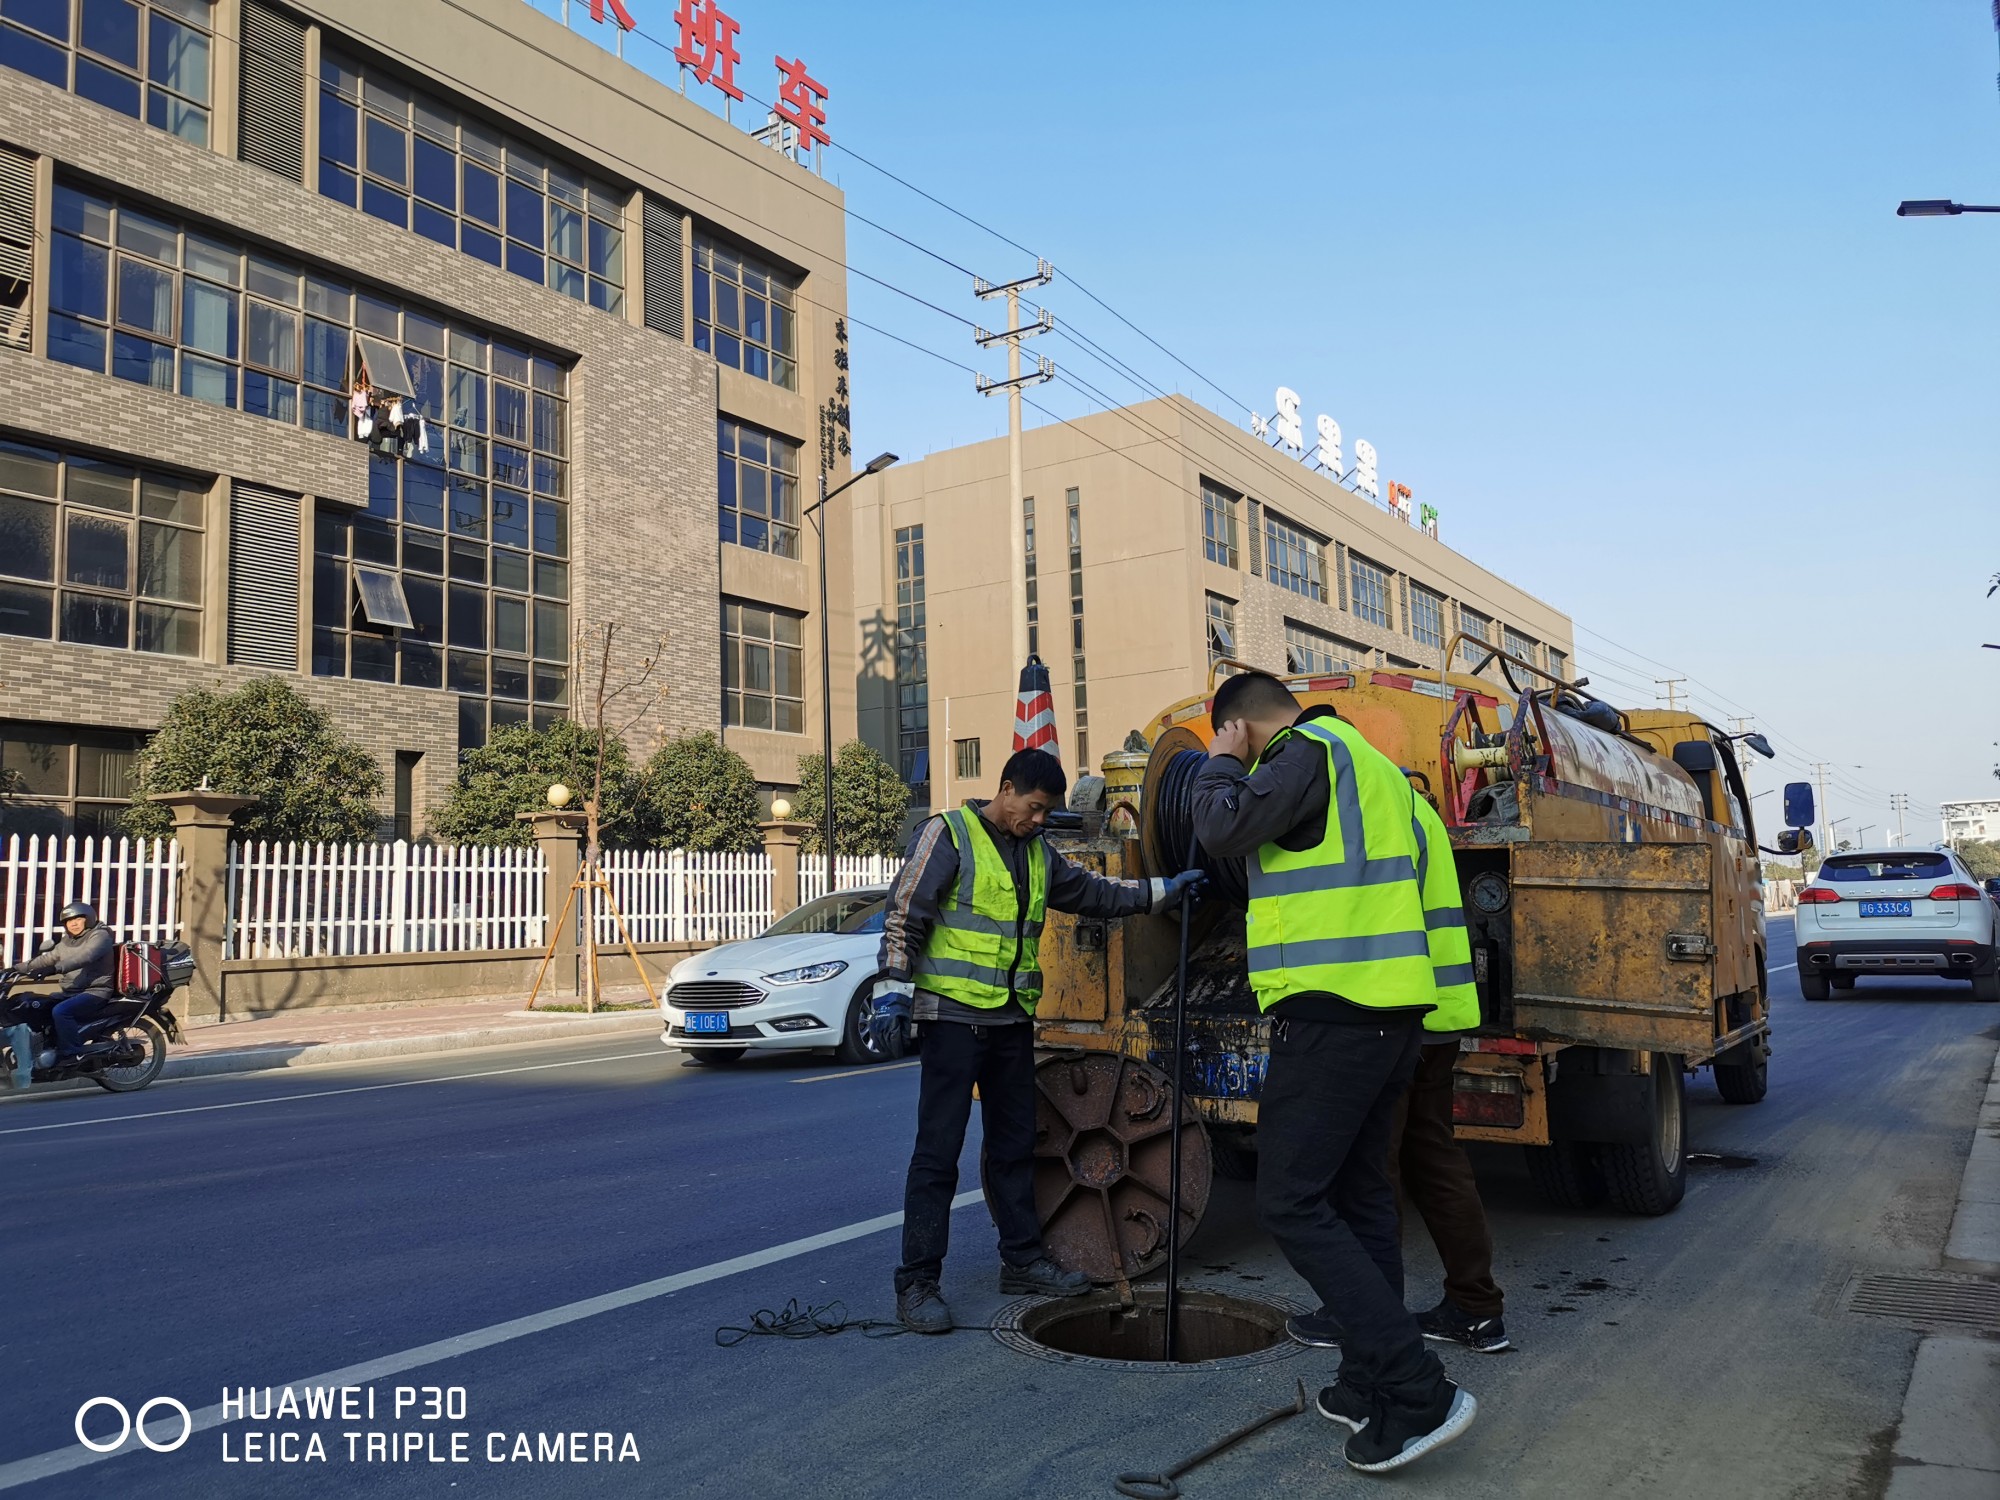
<box><xmin>1150</xmin><ymin>750</ymin><xmax>1250</xmax><ymax>907</ymax></box>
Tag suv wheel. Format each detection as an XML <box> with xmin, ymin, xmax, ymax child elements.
<box><xmin>1799</xmin><ymin>970</ymin><xmax>1831</xmax><ymax>1002</ymax></box>
<box><xmin>1972</xmin><ymin>970</ymin><xmax>2000</xmax><ymax>1003</ymax></box>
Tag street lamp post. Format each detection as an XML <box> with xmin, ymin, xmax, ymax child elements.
<box><xmin>1896</xmin><ymin>200</ymin><xmax>2000</xmax><ymax>217</ymax></box>
<box><xmin>804</xmin><ymin>451</ymin><xmax>900</xmax><ymax>898</ymax></box>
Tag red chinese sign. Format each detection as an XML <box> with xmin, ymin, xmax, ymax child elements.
<box><xmin>587</xmin><ymin>0</ymin><xmax>634</xmax><ymax>29</ymax></box>
<box><xmin>772</xmin><ymin>55</ymin><xmax>829</xmax><ymax>149</ymax></box>
<box><xmin>673</xmin><ymin>0</ymin><xmax>743</xmax><ymax>101</ymax></box>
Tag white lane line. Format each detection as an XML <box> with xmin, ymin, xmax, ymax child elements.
<box><xmin>1768</xmin><ymin>963</ymin><xmax>1797</xmax><ymax>973</ymax></box>
<box><xmin>0</xmin><ymin>1049</ymin><xmax>667</xmax><ymax>1137</ymax></box>
<box><xmin>0</xmin><ymin>1189</ymin><xmax>987</xmax><ymax>1491</ymax></box>
<box><xmin>793</xmin><ymin>1059</ymin><xmax>922</xmax><ymax>1084</ymax></box>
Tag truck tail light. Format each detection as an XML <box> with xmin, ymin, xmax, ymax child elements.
<box><xmin>1796</xmin><ymin>887</ymin><xmax>1841</xmax><ymax>904</ymax></box>
<box><xmin>1925</xmin><ymin>884</ymin><xmax>1983</xmax><ymax>902</ymax></box>
<box><xmin>1452</xmin><ymin>1072</ymin><xmax>1524</xmax><ymax>1129</ymax></box>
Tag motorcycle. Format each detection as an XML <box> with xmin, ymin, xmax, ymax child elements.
<box><xmin>0</xmin><ymin>941</ymin><xmax>193</xmax><ymax>1093</ymax></box>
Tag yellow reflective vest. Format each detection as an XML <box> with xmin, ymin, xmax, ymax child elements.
<box><xmin>1413</xmin><ymin>794</ymin><xmax>1481</xmax><ymax>1033</ymax></box>
<box><xmin>914</xmin><ymin>805</ymin><xmax>1050</xmax><ymax>1012</ymax></box>
<box><xmin>1245</xmin><ymin>718</ymin><xmax>1439</xmax><ymax>1016</ymax></box>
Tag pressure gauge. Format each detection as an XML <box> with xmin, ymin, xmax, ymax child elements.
<box><xmin>1467</xmin><ymin>871</ymin><xmax>1511</xmax><ymax>915</ymax></box>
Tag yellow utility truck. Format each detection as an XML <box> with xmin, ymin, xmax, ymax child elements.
<box><xmin>1020</xmin><ymin>639</ymin><xmax>1780</xmax><ymax>1282</ymax></box>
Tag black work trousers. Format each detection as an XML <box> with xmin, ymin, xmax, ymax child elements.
<box><xmin>1388</xmin><ymin>1042</ymin><xmax>1504</xmax><ymax>1318</ymax></box>
<box><xmin>895</xmin><ymin>1017</ymin><xmax>1042</xmax><ymax>1293</ymax></box>
<box><xmin>1255</xmin><ymin>1012</ymin><xmax>1446</xmax><ymax>1406</ymax></box>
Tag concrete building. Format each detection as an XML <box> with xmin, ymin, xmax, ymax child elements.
<box><xmin>852</xmin><ymin>396</ymin><xmax>1573</xmax><ymax>811</ymax></box>
<box><xmin>0</xmin><ymin>0</ymin><xmax>854</xmax><ymax>838</ymax></box>
<box><xmin>1942</xmin><ymin>801</ymin><xmax>2000</xmax><ymax>844</ymax></box>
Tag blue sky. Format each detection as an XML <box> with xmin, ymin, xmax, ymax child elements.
<box><xmin>557</xmin><ymin>0</ymin><xmax>1998</xmax><ymax>842</ymax></box>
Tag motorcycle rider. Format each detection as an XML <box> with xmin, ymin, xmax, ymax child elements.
<box><xmin>14</xmin><ymin>901</ymin><xmax>120</xmax><ymax>1066</ymax></box>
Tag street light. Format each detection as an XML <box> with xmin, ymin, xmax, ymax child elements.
<box><xmin>804</xmin><ymin>451</ymin><xmax>900</xmax><ymax>896</ymax></box>
<box><xmin>1896</xmin><ymin>200</ymin><xmax>2000</xmax><ymax>217</ymax></box>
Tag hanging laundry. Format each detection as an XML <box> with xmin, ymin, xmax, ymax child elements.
<box><xmin>416</xmin><ymin>416</ymin><xmax>431</xmax><ymax>456</ymax></box>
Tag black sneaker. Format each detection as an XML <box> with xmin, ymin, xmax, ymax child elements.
<box><xmin>1314</xmin><ymin>1381</ymin><xmax>1374</xmax><ymax>1433</ymax></box>
<box><xmin>998</xmin><ymin>1257</ymin><xmax>1092</xmax><ymax>1297</ymax></box>
<box><xmin>1417</xmin><ymin>1297</ymin><xmax>1511</xmax><ymax>1353</ymax></box>
<box><xmin>895</xmin><ymin>1281</ymin><xmax>953</xmax><ymax>1335</ymax></box>
<box><xmin>1286</xmin><ymin>1310</ymin><xmax>1345</xmax><ymax>1349</ymax></box>
<box><xmin>1343</xmin><ymin>1384</ymin><xmax>1477</xmax><ymax>1473</ymax></box>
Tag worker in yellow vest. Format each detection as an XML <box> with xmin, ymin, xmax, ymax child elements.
<box><xmin>1192</xmin><ymin>672</ymin><xmax>1476</xmax><ymax>1475</ymax></box>
<box><xmin>874</xmin><ymin>747</ymin><xmax>1205</xmax><ymax>1335</ymax></box>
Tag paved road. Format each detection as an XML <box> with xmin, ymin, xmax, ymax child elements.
<box><xmin>1</xmin><ymin>915</ymin><xmax>1993</xmax><ymax>1499</ymax></box>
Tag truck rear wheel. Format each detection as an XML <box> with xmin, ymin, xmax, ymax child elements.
<box><xmin>1713</xmin><ymin>1051</ymin><xmax>1768</xmax><ymax>1104</ymax></box>
<box><xmin>1523</xmin><ymin>1141</ymin><xmax>1606</xmax><ymax>1210</ymax></box>
<box><xmin>1601</xmin><ymin>1054</ymin><xmax>1687</xmax><ymax>1215</ymax></box>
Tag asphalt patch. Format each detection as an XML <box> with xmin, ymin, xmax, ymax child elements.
<box><xmin>1687</xmin><ymin>1151</ymin><xmax>1758</xmax><ymax>1169</ymax></box>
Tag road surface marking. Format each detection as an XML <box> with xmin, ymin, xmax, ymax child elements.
<box><xmin>1769</xmin><ymin>963</ymin><xmax>1797</xmax><ymax>973</ymax></box>
<box><xmin>0</xmin><ymin>1049</ymin><xmax>666</xmax><ymax>1137</ymax></box>
<box><xmin>793</xmin><ymin>1059</ymin><xmax>922</xmax><ymax>1084</ymax></box>
<box><xmin>0</xmin><ymin>1189</ymin><xmax>987</xmax><ymax>1491</ymax></box>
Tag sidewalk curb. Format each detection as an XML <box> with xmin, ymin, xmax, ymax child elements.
<box><xmin>160</xmin><ymin>1012</ymin><xmax>663</xmax><ymax>1081</ymax></box>
<box><xmin>1885</xmin><ymin>1043</ymin><xmax>2000</xmax><ymax>1500</ymax></box>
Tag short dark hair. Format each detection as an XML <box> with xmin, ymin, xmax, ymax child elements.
<box><xmin>1211</xmin><ymin>670</ymin><xmax>1298</xmax><ymax>726</ymax></box>
<box><xmin>999</xmin><ymin>747</ymin><xmax>1068</xmax><ymax>800</ymax></box>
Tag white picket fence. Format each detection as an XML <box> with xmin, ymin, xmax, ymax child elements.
<box><xmin>595</xmin><ymin>849</ymin><xmax>903</xmax><ymax>946</ymax></box>
<box><xmin>0</xmin><ymin>834</ymin><xmax>182</xmax><ymax>967</ymax></box>
<box><xmin>226</xmin><ymin>840</ymin><xmax>547</xmax><ymax>959</ymax></box>
<box><xmin>799</xmin><ymin>854</ymin><xmax>904</xmax><ymax>904</ymax></box>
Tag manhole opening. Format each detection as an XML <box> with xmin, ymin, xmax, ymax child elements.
<box><xmin>1003</xmin><ymin>1288</ymin><xmax>1294</xmax><ymax>1370</ymax></box>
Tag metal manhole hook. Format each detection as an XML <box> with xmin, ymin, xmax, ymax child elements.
<box><xmin>1113</xmin><ymin>1380</ymin><xmax>1309</xmax><ymax>1499</ymax></box>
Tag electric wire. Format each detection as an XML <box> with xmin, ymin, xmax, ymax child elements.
<box><xmin>713</xmin><ymin>1298</ymin><xmax>997</xmax><ymax>1345</ymax></box>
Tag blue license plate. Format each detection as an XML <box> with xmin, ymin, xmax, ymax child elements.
<box><xmin>1859</xmin><ymin>900</ymin><xmax>1911</xmax><ymax>918</ymax></box>
<box><xmin>684</xmin><ymin>1012</ymin><xmax>732</xmax><ymax>1034</ymax></box>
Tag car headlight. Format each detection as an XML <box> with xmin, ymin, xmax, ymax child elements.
<box><xmin>764</xmin><ymin>960</ymin><xmax>849</xmax><ymax>986</ymax></box>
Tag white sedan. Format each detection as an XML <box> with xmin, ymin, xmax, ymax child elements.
<box><xmin>659</xmin><ymin>887</ymin><xmax>893</xmax><ymax>1064</ymax></box>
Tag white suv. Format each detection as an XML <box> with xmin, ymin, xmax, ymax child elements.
<box><xmin>1794</xmin><ymin>847</ymin><xmax>1999</xmax><ymax>1001</ymax></box>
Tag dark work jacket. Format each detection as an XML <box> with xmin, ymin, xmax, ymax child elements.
<box><xmin>20</xmin><ymin>924</ymin><xmax>118</xmax><ymax>999</ymax></box>
<box><xmin>1189</xmin><ymin>708</ymin><xmax>1396</xmax><ymax>1024</ymax></box>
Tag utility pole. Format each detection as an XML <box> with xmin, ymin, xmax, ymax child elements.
<box><xmin>1655</xmin><ymin>678</ymin><xmax>1687</xmax><ymax>711</ymax></box>
<box><xmin>974</xmin><ymin>262</ymin><xmax>1055</xmax><ymax>674</ymax></box>
<box><xmin>1890</xmin><ymin>792</ymin><xmax>1910</xmax><ymax>847</ymax></box>
<box><xmin>1811</xmin><ymin>762</ymin><xmax>1833</xmax><ymax>860</ymax></box>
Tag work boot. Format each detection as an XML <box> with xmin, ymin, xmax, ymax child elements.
<box><xmin>998</xmin><ymin>1256</ymin><xmax>1092</xmax><ymax>1297</ymax></box>
<box><xmin>895</xmin><ymin>1281</ymin><xmax>953</xmax><ymax>1335</ymax></box>
<box><xmin>1417</xmin><ymin>1297</ymin><xmax>1511</xmax><ymax>1354</ymax></box>
<box><xmin>1286</xmin><ymin>1308</ymin><xmax>1345</xmax><ymax>1349</ymax></box>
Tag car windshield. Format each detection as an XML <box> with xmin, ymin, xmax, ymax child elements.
<box><xmin>763</xmin><ymin>892</ymin><xmax>887</xmax><ymax>937</ymax></box>
<box><xmin>1819</xmin><ymin>854</ymin><xmax>1952</xmax><ymax>883</ymax></box>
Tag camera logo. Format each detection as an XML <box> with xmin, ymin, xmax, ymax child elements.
<box><xmin>75</xmin><ymin>1397</ymin><xmax>193</xmax><ymax>1454</ymax></box>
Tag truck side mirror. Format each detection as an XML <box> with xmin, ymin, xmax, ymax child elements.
<box><xmin>1775</xmin><ymin>828</ymin><xmax>1815</xmax><ymax>857</ymax></box>
<box><xmin>1782</xmin><ymin>781</ymin><xmax>1815</xmax><ymax>830</ymax></box>
<box><xmin>1742</xmin><ymin>733</ymin><xmax>1775</xmax><ymax>760</ymax></box>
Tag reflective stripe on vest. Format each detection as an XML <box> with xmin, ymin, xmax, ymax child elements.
<box><xmin>1413</xmin><ymin>794</ymin><xmax>1481</xmax><ymax>1032</ymax></box>
<box><xmin>914</xmin><ymin>806</ymin><xmax>1049</xmax><ymax>1011</ymax></box>
<box><xmin>1245</xmin><ymin>718</ymin><xmax>1438</xmax><ymax>1014</ymax></box>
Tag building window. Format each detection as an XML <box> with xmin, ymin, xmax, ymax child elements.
<box><xmin>1409</xmin><ymin>583</ymin><xmax>1445</xmax><ymax>651</ymax></box>
<box><xmin>721</xmin><ymin>598</ymin><xmax>804</xmax><ymax>733</ymax></box>
<box><xmin>895</xmin><ymin>525</ymin><xmax>929</xmax><ymax>801</ymax></box>
<box><xmin>693</xmin><ymin>238</ymin><xmax>798</xmax><ymax>391</ymax></box>
<box><xmin>1262</xmin><ymin>511</ymin><xmax>1326</xmax><ymax>602</ymax></box>
<box><xmin>1503</xmin><ymin>626</ymin><xmax>1539</xmax><ymax>667</ymax></box>
<box><xmin>1205</xmin><ymin>593</ymin><xmax>1236</xmax><ymax>668</ymax></box>
<box><xmin>1023</xmin><ymin>494</ymin><xmax>1038</xmax><ymax>657</ymax></box>
<box><xmin>1459</xmin><ymin>607</ymin><xmax>1493</xmax><ymax>667</ymax></box>
<box><xmin>1285</xmin><ymin>620</ymin><xmax>1362</xmax><ymax>675</ymax></box>
<box><xmin>954</xmin><ymin>737</ymin><xmax>980</xmax><ymax>782</ymax></box>
<box><xmin>1066</xmin><ymin>488</ymin><xmax>1087</xmax><ymax>771</ymax></box>
<box><xmin>1348</xmin><ymin>551</ymin><xmax>1392</xmax><ymax>629</ymax></box>
<box><xmin>0</xmin><ymin>722</ymin><xmax>148</xmax><ymax>839</ymax></box>
<box><xmin>717</xmin><ymin>418</ymin><xmax>800</xmax><ymax>559</ymax></box>
<box><xmin>317</xmin><ymin>53</ymin><xmax>626</xmax><ymax>314</ymax></box>
<box><xmin>1201</xmin><ymin>478</ymin><xmax>1239</xmax><ymax>569</ymax></box>
<box><xmin>1</xmin><ymin>0</ymin><xmax>213</xmax><ymax>147</ymax></box>
<box><xmin>1547</xmin><ymin>647</ymin><xmax>1567</xmax><ymax>681</ymax></box>
<box><xmin>0</xmin><ymin>439</ymin><xmax>204</xmax><ymax>658</ymax></box>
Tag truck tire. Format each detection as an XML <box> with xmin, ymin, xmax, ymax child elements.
<box><xmin>1799</xmin><ymin>970</ymin><xmax>1831</xmax><ymax>1002</ymax></box>
<box><xmin>1210</xmin><ymin>1140</ymin><xmax>1258</xmax><ymax>1181</ymax></box>
<box><xmin>1972</xmin><ymin>970</ymin><xmax>2000</xmax><ymax>1003</ymax></box>
<box><xmin>1601</xmin><ymin>1054</ymin><xmax>1687</xmax><ymax>1215</ymax></box>
<box><xmin>1523</xmin><ymin>1141</ymin><xmax>1606</xmax><ymax>1210</ymax></box>
<box><xmin>1713</xmin><ymin>1051</ymin><xmax>1768</xmax><ymax>1104</ymax></box>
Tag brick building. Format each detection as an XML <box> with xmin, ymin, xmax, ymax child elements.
<box><xmin>0</xmin><ymin>0</ymin><xmax>854</xmax><ymax>837</ymax></box>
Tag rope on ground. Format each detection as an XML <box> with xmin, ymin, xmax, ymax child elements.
<box><xmin>714</xmin><ymin>1298</ymin><xmax>995</xmax><ymax>1346</ymax></box>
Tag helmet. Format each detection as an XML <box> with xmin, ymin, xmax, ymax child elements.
<box><xmin>58</xmin><ymin>900</ymin><xmax>97</xmax><ymax>927</ymax></box>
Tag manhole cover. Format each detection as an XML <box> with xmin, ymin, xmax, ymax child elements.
<box><xmin>992</xmin><ymin>1288</ymin><xmax>1306</xmax><ymax>1372</ymax></box>
<box><xmin>1845</xmin><ymin>1272</ymin><xmax>2000</xmax><ymax>1333</ymax></box>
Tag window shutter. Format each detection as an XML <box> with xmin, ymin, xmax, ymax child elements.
<box><xmin>1246</xmin><ymin>499</ymin><xmax>1261</xmax><ymax>576</ymax></box>
<box><xmin>229</xmin><ymin>482</ymin><xmax>302</xmax><ymax>670</ymax></box>
<box><xmin>642</xmin><ymin>195</ymin><xmax>683</xmax><ymax>338</ymax></box>
<box><xmin>0</xmin><ymin>144</ymin><xmax>34</xmax><ymax>352</ymax></box>
<box><xmin>239</xmin><ymin>0</ymin><xmax>307</xmax><ymax>184</ymax></box>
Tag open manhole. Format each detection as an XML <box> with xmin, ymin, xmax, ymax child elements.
<box><xmin>1845</xmin><ymin>1272</ymin><xmax>2000</xmax><ymax>1333</ymax></box>
<box><xmin>992</xmin><ymin>1288</ymin><xmax>1305</xmax><ymax>1372</ymax></box>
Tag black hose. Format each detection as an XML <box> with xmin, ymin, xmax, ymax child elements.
<box><xmin>1151</xmin><ymin>750</ymin><xmax>1250</xmax><ymax>906</ymax></box>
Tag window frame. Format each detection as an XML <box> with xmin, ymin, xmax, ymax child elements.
<box><xmin>717</xmin><ymin>416</ymin><xmax>802</xmax><ymax>560</ymax></box>
<box><xmin>1284</xmin><ymin>619</ymin><xmax>1360</xmax><ymax>676</ymax></box>
<box><xmin>1200</xmin><ymin>478</ymin><xmax>1240</xmax><ymax>569</ymax></box>
<box><xmin>693</xmin><ymin>237</ymin><xmax>799</xmax><ymax>392</ymax></box>
<box><xmin>1409</xmin><ymin>582</ymin><xmax>1446</xmax><ymax>651</ymax></box>
<box><xmin>1347</xmin><ymin>550</ymin><xmax>1392</xmax><ymax>629</ymax></box>
<box><xmin>1262</xmin><ymin>510</ymin><xmax>1327</xmax><ymax>603</ymax></box>
<box><xmin>1205</xmin><ymin>592</ymin><xmax>1236</xmax><ymax>667</ymax></box>
<box><xmin>1</xmin><ymin>0</ymin><xmax>214</xmax><ymax>147</ymax></box>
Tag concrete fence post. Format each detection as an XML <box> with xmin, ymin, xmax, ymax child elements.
<box><xmin>521</xmin><ymin>811</ymin><xmax>585</xmax><ymax>998</ymax></box>
<box><xmin>762</xmin><ymin>821</ymin><xmax>803</xmax><ymax>919</ymax></box>
<box><xmin>149</xmin><ymin>791</ymin><xmax>255</xmax><ymax>1024</ymax></box>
